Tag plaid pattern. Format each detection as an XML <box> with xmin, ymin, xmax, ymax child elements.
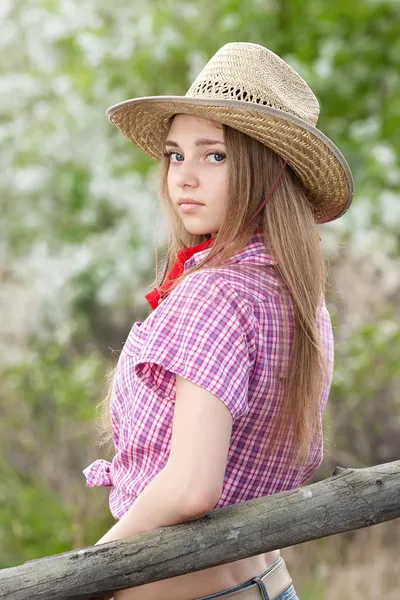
<box><xmin>83</xmin><ymin>233</ymin><xmax>334</xmax><ymax>520</ymax></box>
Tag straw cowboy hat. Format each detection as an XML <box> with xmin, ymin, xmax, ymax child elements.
<box><xmin>106</xmin><ymin>42</ymin><xmax>354</xmax><ymax>223</ymax></box>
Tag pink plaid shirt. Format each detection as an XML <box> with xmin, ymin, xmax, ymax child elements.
<box><xmin>83</xmin><ymin>233</ymin><xmax>334</xmax><ymax>520</ymax></box>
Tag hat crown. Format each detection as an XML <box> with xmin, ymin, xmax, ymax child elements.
<box><xmin>186</xmin><ymin>42</ymin><xmax>320</xmax><ymax>126</ymax></box>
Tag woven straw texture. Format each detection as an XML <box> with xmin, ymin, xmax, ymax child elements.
<box><xmin>107</xmin><ymin>42</ymin><xmax>354</xmax><ymax>223</ymax></box>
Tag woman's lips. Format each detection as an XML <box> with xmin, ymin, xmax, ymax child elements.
<box><xmin>180</xmin><ymin>203</ymin><xmax>204</xmax><ymax>212</ymax></box>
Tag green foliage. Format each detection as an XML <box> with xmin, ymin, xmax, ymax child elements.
<box><xmin>330</xmin><ymin>307</ymin><xmax>400</xmax><ymax>466</ymax></box>
<box><xmin>0</xmin><ymin>342</ymin><xmax>114</xmax><ymax>567</ymax></box>
<box><xmin>298</xmin><ymin>577</ymin><xmax>325</xmax><ymax>600</ymax></box>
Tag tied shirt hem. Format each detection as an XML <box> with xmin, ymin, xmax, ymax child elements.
<box><xmin>83</xmin><ymin>459</ymin><xmax>113</xmax><ymax>487</ymax></box>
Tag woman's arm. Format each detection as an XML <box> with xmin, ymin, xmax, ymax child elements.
<box><xmin>96</xmin><ymin>373</ymin><xmax>233</xmax><ymax>545</ymax></box>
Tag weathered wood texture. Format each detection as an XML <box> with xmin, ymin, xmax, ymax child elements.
<box><xmin>1</xmin><ymin>461</ymin><xmax>399</xmax><ymax>599</ymax></box>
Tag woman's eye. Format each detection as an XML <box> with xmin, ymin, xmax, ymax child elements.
<box><xmin>207</xmin><ymin>152</ymin><xmax>226</xmax><ymax>163</ymax></box>
<box><xmin>168</xmin><ymin>152</ymin><xmax>183</xmax><ymax>162</ymax></box>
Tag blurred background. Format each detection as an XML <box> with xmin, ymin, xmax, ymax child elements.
<box><xmin>1</xmin><ymin>0</ymin><xmax>399</xmax><ymax>598</ymax></box>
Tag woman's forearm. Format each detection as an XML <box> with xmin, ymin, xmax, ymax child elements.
<box><xmin>95</xmin><ymin>465</ymin><xmax>211</xmax><ymax>546</ymax></box>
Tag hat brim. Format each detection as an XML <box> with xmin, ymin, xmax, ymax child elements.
<box><xmin>106</xmin><ymin>96</ymin><xmax>354</xmax><ymax>224</ymax></box>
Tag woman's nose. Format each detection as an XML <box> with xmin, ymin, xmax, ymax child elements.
<box><xmin>175</xmin><ymin>160</ymin><xmax>199</xmax><ymax>189</ymax></box>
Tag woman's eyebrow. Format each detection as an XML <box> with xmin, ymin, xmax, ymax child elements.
<box><xmin>164</xmin><ymin>138</ymin><xmax>225</xmax><ymax>148</ymax></box>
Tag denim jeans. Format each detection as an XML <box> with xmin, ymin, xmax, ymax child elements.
<box><xmin>193</xmin><ymin>560</ymin><xmax>299</xmax><ymax>600</ymax></box>
<box><xmin>275</xmin><ymin>586</ymin><xmax>299</xmax><ymax>600</ymax></box>
<box><xmin>194</xmin><ymin>583</ymin><xmax>298</xmax><ymax>600</ymax></box>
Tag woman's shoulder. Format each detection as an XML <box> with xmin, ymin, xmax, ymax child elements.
<box><xmin>161</xmin><ymin>268</ymin><xmax>254</xmax><ymax>317</ymax></box>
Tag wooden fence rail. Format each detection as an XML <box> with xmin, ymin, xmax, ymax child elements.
<box><xmin>1</xmin><ymin>461</ymin><xmax>399</xmax><ymax>600</ymax></box>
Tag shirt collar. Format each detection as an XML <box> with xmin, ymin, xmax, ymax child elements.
<box><xmin>183</xmin><ymin>233</ymin><xmax>277</xmax><ymax>272</ymax></box>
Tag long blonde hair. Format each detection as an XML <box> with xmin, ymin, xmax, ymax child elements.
<box><xmin>98</xmin><ymin>118</ymin><xmax>329</xmax><ymax>467</ymax></box>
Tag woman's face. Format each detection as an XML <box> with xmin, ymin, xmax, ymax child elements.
<box><xmin>164</xmin><ymin>114</ymin><xmax>229</xmax><ymax>238</ymax></box>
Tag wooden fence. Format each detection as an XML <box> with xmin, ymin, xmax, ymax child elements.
<box><xmin>1</xmin><ymin>460</ymin><xmax>399</xmax><ymax>599</ymax></box>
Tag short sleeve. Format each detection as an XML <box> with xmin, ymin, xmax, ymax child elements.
<box><xmin>132</xmin><ymin>273</ymin><xmax>253</xmax><ymax>421</ymax></box>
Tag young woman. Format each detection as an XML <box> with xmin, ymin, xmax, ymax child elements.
<box><xmin>83</xmin><ymin>42</ymin><xmax>354</xmax><ymax>600</ymax></box>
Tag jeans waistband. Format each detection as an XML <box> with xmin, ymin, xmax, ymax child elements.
<box><xmin>194</xmin><ymin>556</ymin><xmax>293</xmax><ymax>600</ymax></box>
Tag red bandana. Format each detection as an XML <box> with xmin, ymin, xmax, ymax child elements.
<box><xmin>145</xmin><ymin>227</ymin><xmax>264</xmax><ymax>311</ymax></box>
<box><xmin>145</xmin><ymin>237</ymin><xmax>215</xmax><ymax>310</ymax></box>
